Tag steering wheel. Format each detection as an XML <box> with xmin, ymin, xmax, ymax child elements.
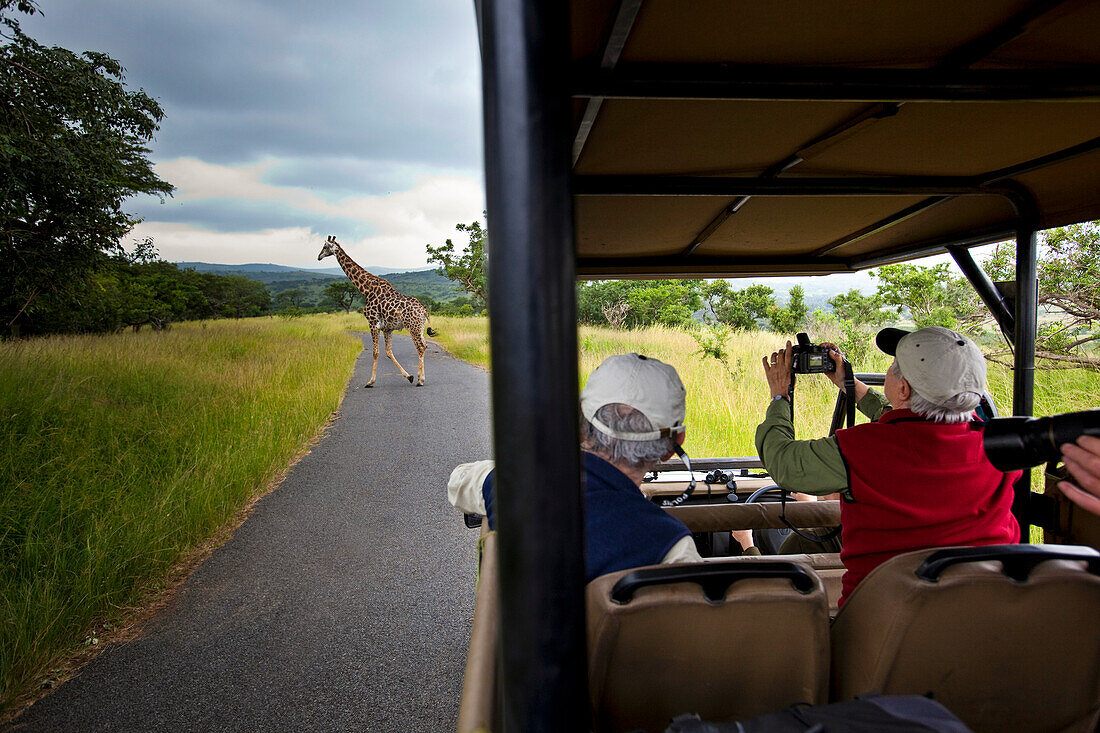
<box><xmin>742</xmin><ymin>485</ymin><xmax>792</xmax><ymax>555</ymax></box>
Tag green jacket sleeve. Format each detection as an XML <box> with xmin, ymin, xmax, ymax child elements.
<box><xmin>753</xmin><ymin>388</ymin><xmax>892</xmax><ymax>499</ymax></box>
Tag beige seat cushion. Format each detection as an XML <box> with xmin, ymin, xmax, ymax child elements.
<box><xmin>703</xmin><ymin>553</ymin><xmax>844</xmax><ymax>613</ymax></box>
<box><xmin>831</xmin><ymin>544</ymin><xmax>1100</xmax><ymax>733</ymax></box>
<box><xmin>587</xmin><ymin>560</ymin><xmax>829</xmax><ymax>733</ymax></box>
<box><xmin>457</xmin><ymin>529</ymin><xmax>499</xmax><ymax>733</ymax></box>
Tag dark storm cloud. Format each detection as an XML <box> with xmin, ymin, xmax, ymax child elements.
<box><xmin>20</xmin><ymin>0</ymin><xmax>483</xmax><ymax>173</ymax></box>
<box><xmin>130</xmin><ymin>197</ymin><xmax>373</xmax><ymax>240</ymax></box>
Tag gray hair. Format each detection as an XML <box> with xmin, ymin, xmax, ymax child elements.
<box><xmin>891</xmin><ymin>361</ymin><xmax>979</xmax><ymax>424</ymax></box>
<box><xmin>581</xmin><ymin>403</ymin><xmax>671</xmax><ymax>469</ymax></box>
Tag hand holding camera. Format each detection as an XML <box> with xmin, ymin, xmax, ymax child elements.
<box><xmin>1059</xmin><ymin>434</ymin><xmax>1100</xmax><ymax>516</ymax></box>
<box><xmin>761</xmin><ymin>341</ymin><xmax>794</xmax><ymax>398</ymax></box>
<box><xmin>791</xmin><ymin>332</ymin><xmax>837</xmax><ymax>375</ymax></box>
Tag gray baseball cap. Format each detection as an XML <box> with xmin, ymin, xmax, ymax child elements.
<box><xmin>581</xmin><ymin>353</ymin><xmax>687</xmax><ymax>441</ymax></box>
<box><xmin>876</xmin><ymin>326</ymin><xmax>986</xmax><ymax>406</ymax></box>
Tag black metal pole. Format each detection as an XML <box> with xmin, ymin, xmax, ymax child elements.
<box><xmin>477</xmin><ymin>0</ymin><xmax>589</xmax><ymax>730</ymax></box>
<box><xmin>1012</xmin><ymin>225</ymin><xmax>1038</xmax><ymax>542</ymax></box>
<box><xmin>947</xmin><ymin>245</ymin><xmax>1016</xmax><ymax>342</ymax></box>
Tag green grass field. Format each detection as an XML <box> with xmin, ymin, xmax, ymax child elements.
<box><xmin>0</xmin><ymin>315</ymin><xmax>362</xmax><ymax>711</ymax></box>
<box><xmin>3</xmin><ymin>312</ymin><xmax>1095</xmax><ymax>711</ymax></box>
<box><xmin>432</xmin><ymin>317</ymin><xmax>1099</xmax><ymax>455</ymax></box>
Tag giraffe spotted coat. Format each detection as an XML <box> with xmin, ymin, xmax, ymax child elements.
<box><xmin>317</xmin><ymin>235</ymin><xmax>434</xmax><ymax>387</ymax></box>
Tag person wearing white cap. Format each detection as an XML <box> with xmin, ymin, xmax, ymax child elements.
<box><xmin>448</xmin><ymin>353</ymin><xmax>704</xmax><ymax>582</ymax></box>
<box><xmin>756</xmin><ymin>326</ymin><xmax>1021</xmax><ymax>607</ymax></box>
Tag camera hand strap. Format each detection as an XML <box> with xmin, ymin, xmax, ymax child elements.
<box><xmin>843</xmin><ymin>358</ymin><xmax>856</xmax><ymax>428</ymax></box>
<box><xmin>660</xmin><ymin>442</ymin><xmax>697</xmax><ymax>508</ymax></box>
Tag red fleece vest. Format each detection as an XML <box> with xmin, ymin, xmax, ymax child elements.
<box><xmin>834</xmin><ymin>409</ymin><xmax>1020</xmax><ymax>606</ymax></box>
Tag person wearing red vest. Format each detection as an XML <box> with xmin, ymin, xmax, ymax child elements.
<box><xmin>756</xmin><ymin>326</ymin><xmax>1021</xmax><ymax>607</ymax></box>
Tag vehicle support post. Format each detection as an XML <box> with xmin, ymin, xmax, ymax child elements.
<box><xmin>476</xmin><ymin>0</ymin><xmax>589</xmax><ymax>730</ymax></box>
<box><xmin>1012</xmin><ymin>225</ymin><xmax>1038</xmax><ymax>542</ymax></box>
<box><xmin>948</xmin><ymin>245</ymin><xmax>1015</xmax><ymax>342</ymax></box>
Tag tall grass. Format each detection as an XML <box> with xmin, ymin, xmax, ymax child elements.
<box><xmin>431</xmin><ymin>316</ymin><xmax>1100</xmax><ymax>459</ymax></box>
<box><xmin>429</xmin><ymin>315</ymin><xmax>490</xmax><ymax>367</ymax></box>
<box><xmin>0</xmin><ymin>315</ymin><xmax>361</xmax><ymax>710</ymax></box>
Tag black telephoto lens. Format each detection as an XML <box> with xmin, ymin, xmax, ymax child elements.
<box><xmin>983</xmin><ymin>409</ymin><xmax>1100</xmax><ymax>472</ymax></box>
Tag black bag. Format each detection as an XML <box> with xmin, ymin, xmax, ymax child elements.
<box><xmin>663</xmin><ymin>694</ymin><xmax>973</xmax><ymax>733</ymax></box>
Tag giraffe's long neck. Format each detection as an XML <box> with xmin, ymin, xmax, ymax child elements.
<box><xmin>334</xmin><ymin>247</ymin><xmax>385</xmax><ymax>291</ymax></box>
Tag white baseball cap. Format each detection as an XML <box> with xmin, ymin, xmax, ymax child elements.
<box><xmin>876</xmin><ymin>326</ymin><xmax>986</xmax><ymax>406</ymax></box>
<box><xmin>581</xmin><ymin>353</ymin><xmax>687</xmax><ymax>441</ymax></box>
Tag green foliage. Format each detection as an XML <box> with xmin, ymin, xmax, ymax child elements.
<box><xmin>1</xmin><ymin>3</ymin><xmax>174</xmax><ymax>333</ymax></box>
<box><xmin>872</xmin><ymin>263</ymin><xmax>976</xmax><ymax>330</ymax></box>
<box><xmin>16</xmin><ymin>240</ymin><xmax>274</xmax><ymax>335</ymax></box>
<box><xmin>768</xmin><ymin>286</ymin><xmax>809</xmax><ymax>333</ymax></box>
<box><xmin>425</xmin><ymin>219</ymin><xmax>487</xmax><ymax>310</ymax></box>
<box><xmin>828</xmin><ymin>289</ymin><xmax>892</xmax><ymax>327</ymax></box>
<box><xmin>981</xmin><ymin>222</ymin><xmax>1100</xmax><ymax>368</ymax></box>
<box><xmin>422</xmin><ymin>294</ymin><xmax>480</xmax><ymax>317</ymax></box>
<box><xmin>689</xmin><ymin>321</ymin><xmax>746</xmax><ymax>380</ymax></box>
<box><xmin>577</xmin><ymin>279</ymin><xmax>703</xmax><ymax>329</ymax></box>
<box><xmin>703</xmin><ymin>281</ymin><xmax>775</xmax><ymax>329</ymax></box>
<box><xmin>627</xmin><ymin>280</ymin><xmax>702</xmax><ymax>327</ymax></box>
<box><xmin>837</xmin><ymin>319</ymin><xmax>873</xmax><ymax>364</ymax></box>
<box><xmin>275</xmin><ymin>288</ymin><xmax>307</xmax><ymax>310</ymax></box>
<box><xmin>323</xmin><ymin>281</ymin><xmax>361</xmax><ymax>313</ymax></box>
<box><xmin>691</xmin><ymin>322</ymin><xmax>731</xmax><ymax>361</ymax></box>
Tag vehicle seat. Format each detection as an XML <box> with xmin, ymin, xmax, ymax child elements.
<box><xmin>702</xmin><ymin>552</ymin><xmax>845</xmax><ymax>615</ymax></box>
<box><xmin>831</xmin><ymin>544</ymin><xmax>1100</xmax><ymax>733</ymax></box>
<box><xmin>586</xmin><ymin>561</ymin><xmax>829</xmax><ymax>733</ymax></box>
<box><xmin>457</xmin><ymin>528</ymin><xmax>499</xmax><ymax>733</ymax></box>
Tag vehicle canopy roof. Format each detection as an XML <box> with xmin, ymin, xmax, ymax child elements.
<box><xmin>566</xmin><ymin>0</ymin><xmax>1100</xmax><ymax>277</ymax></box>
<box><xmin>471</xmin><ymin>2</ymin><xmax>1100</xmax><ymax>729</ymax></box>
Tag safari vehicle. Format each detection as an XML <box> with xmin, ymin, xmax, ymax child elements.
<box><xmin>458</xmin><ymin>1</ymin><xmax>1100</xmax><ymax>731</ymax></box>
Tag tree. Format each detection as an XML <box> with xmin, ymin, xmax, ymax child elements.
<box><xmin>425</xmin><ymin>220</ymin><xmax>487</xmax><ymax>312</ymax></box>
<box><xmin>626</xmin><ymin>280</ymin><xmax>702</xmax><ymax>328</ymax></box>
<box><xmin>577</xmin><ymin>280</ymin><xmax>634</xmax><ymax>325</ymax></box>
<box><xmin>323</xmin><ymin>281</ymin><xmax>359</xmax><ymax>313</ymax></box>
<box><xmin>768</xmin><ymin>286</ymin><xmax>808</xmax><ymax>333</ymax></box>
<box><xmin>872</xmin><ymin>263</ymin><xmax>973</xmax><ymax>329</ymax></box>
<box><xmin>203</xmin><ymin>275</ymin><xmax>270</xmax><ymax>319</ymax></box>
<box><xmin>828</xmin><ymin>289</ymin><xmax>892</xmax><ymax>327</ymax></box>
<box><xmin>1</xmin><ymin>1</ymin><xmax>174</xmax><ymax>335</ymax></box>
<box><xmin>576</xmin><ymin>279</ymin><xmax>702</xmax><ymax>329</ymax></box>
<box><xmin>979</xmin><ymin>222</ymin><xmax>1100</xmax><ymax>369</ymax></box>
<box><xmin>702</xmin><ymin>281</ymin><xmax>775</xmax><ymax>330</ymax></box>
<box><xmin>276</xmin><ymin>289</ymin><xmax>307</xmax><ymax>310</ymax></box>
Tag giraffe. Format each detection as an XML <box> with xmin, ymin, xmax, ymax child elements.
<box><xmin>318</xmin><ymin>235</ymin><xmax>435</xmax><ymax>387</ymax></box>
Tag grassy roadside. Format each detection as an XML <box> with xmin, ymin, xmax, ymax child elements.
<box><xmin>0</xmin><ymin>315</ymin><xmax>362</xmax><ymax>711</ymax></box>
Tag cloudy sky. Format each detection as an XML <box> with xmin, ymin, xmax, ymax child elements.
<box><xmin>21</xmin><ymin>0</ymin><xmax>486</xmax><ymax>270</ymax></box>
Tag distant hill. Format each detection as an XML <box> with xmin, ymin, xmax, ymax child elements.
<box><xmin>175</xmin><ymin>262</ymin><xmax>421</xmax><ymax>277</ymax></box>
<box><xmin>174</xmin><ymin>262</ymin><xmax>462</xmax><ymax>306</ymax></box>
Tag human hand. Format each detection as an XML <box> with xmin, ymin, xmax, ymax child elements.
<box><xmin>762</xmin><ymin>342</ymin><xmax>793</xmax><ymax>398</ymax></box>
<box><xmin>1059</xmin><ymin>434</ymin><xmax>1100</xmax><ymax>516</ymax></box>
<box><xmin>819</xmin><ymin>342</ymin><xmax>847</xmax><ymax>390</ymax></box>
<box><xmin>731</xmin><ymin>529</ymin><xmax>755</xmax><ymax>553</ymax></box>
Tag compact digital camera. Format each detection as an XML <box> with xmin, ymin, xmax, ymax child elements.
<box><xmin>791</xmin><ymin>332</ymin><xmax>836</xmax><ymax>374</ymax></box>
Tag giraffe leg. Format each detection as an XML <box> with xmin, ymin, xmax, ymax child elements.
<box><xmin>412</xmin><ymin>326</ymin><xmax>426</xmax><ymax>386</ymax></box>
<box><xmin>383</xmin><ymin>330</ymin><xmax>413</xmax><ymax>383</ymax></box>
<box><xmin>366</xmin><ymin>324</ymin><xmax>380</xmax><ymax>387</ymax></box>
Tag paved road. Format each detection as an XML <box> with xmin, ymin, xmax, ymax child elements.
<box><xmin>12</xmin><ymin>334</ymin><xmax>490</xmax><ymax>732</ymax></box>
